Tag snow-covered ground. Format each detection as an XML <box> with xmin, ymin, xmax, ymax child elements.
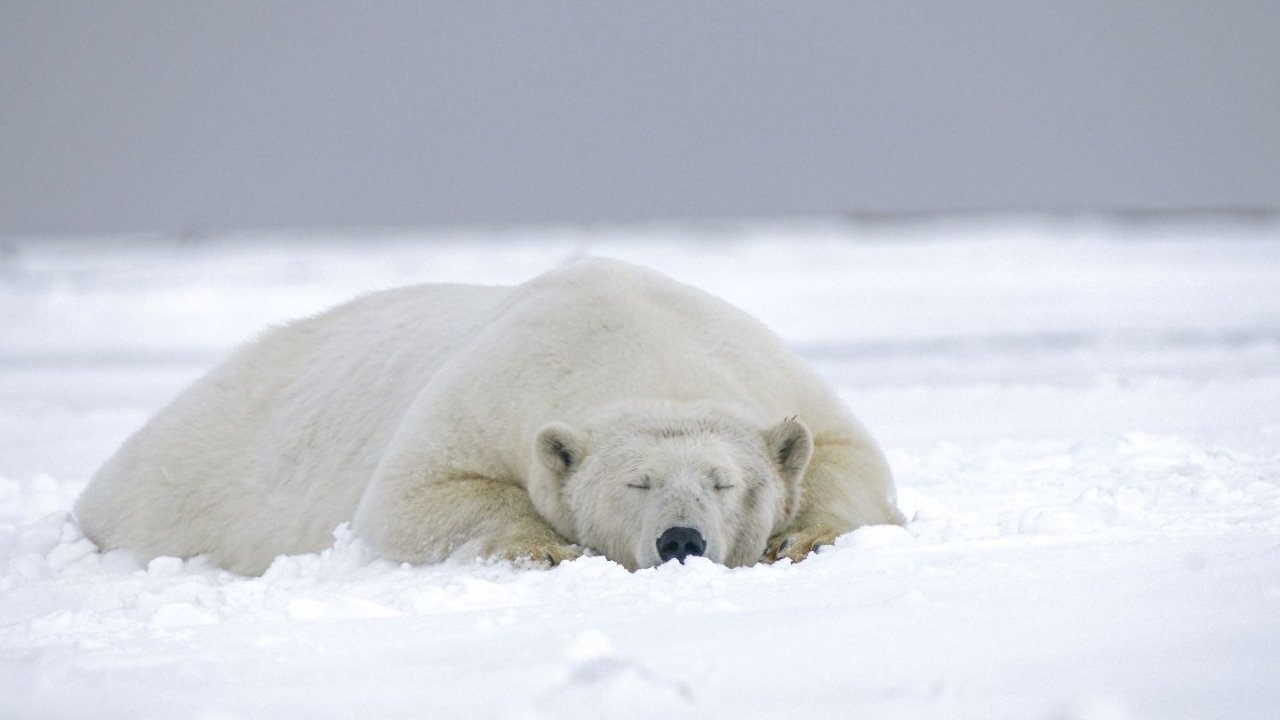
<box><xmin>2</xmin><ymin>217</ymin><xmax>1279</xmax><ymax>720</ymax></box>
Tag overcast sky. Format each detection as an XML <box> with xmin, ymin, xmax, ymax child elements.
<box><xmin>2</xmin><ymin>2</ymin><xmax>1277</xmax><ymax>237</ymax></box>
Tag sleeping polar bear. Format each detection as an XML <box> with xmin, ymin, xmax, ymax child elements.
<box><xmin>76</xmin><ymin>258</ymin><xmax>904</xmax><ymax>575</ymax></box>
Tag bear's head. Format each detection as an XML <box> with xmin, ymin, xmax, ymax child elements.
<box><xmin>527</xmin><ymin>407</ymin><xmax>812</xmax><ymax>570</ymax></box>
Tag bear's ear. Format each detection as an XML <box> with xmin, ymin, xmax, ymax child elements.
<box><xmin>757</xmin><ymin>415</ymin><xmax>808</xmax><ymax>520</ymax></box>
<box><xmin>764</xmin><ymin>417</ymin><xmax>813</xmax><ymax>512</ymax></box>
<box><xmin>535</xmin><ymin>422</ymin><xmax>586</xmax><ymax>480</ymax></box>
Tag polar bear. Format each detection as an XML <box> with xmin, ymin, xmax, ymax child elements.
<box><xmin>76</xmin><ymin>258</ymin><xmax>903</xmax><ymax>575</ymax></box>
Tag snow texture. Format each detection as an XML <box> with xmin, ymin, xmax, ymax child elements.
<box><xmin>2</xmin><ymin>217</ymin><xmax>1279</xmax><ymax>719</ymax></box>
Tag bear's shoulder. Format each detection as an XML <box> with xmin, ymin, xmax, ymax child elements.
<box><xmin>518</xmin><ymin>258</ymin><xmax>726</xmax><ymax>318</ymax></box>
<box><xmin>525</xmin><ymin>257</ymin><xmax>669</xmax><ymax>293</ymax></box>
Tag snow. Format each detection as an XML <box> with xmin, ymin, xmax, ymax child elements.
<box><xmin>2</xmin><ymin>217</ymin><xmax>1279</xmax><ymax>719</ymax></box>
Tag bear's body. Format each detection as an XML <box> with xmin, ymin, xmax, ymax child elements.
<box><xmin>76</xmin><ymin>259</ymin><xmax>903</xmax><ymax>574</ymax></box>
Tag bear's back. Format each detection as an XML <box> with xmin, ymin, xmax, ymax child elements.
<box><xmin>429</xmin><ymin>259</ymin><xmax>856</xmax><ymax>459</ymax></box>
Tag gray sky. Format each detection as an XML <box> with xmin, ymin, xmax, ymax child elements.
<box><xmin>2</xmin><ymin>2</ymin><xmax>1277</xmax><ymax>237</ymax></box>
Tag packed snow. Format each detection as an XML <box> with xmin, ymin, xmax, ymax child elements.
<box><xmin>2</xmin><ymin>217</ymin><xmax>1279</xmax><ymax>720</ymax></box>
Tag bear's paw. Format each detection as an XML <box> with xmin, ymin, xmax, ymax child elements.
<box><xmin>763</xmin><ymin>527</ymin><xmax>841</xmax><ymax>564</ymax></box>
<box><xmin>498</xmin><ymin>539</ymin><xmax>585</xmax><ymax>569</ymax></box>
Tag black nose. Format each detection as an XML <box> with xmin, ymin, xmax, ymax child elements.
<box><xmin>656</xmin><ymin>527</ymin><xmax>706</xmax><ymax>563</ymax></box>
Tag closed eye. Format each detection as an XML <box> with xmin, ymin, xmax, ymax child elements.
<box><xmin>626</xmin><ymin>476</ymin><xmax>652</xmax><ymax>490</ymax></box>
<box><xmin>710</xmin><ymin>469</ymin><xmax>734</xmax><ymax>490</ymax></box>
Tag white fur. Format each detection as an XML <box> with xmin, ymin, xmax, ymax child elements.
<box><xmin>76</xmin><ymin>259</ymin><xmax>903</xmax><ymax>574</ymax></box>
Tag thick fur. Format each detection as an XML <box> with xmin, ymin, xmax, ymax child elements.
<box><xmin>76</xmin><ymin>259</ymin><xmax>904</xmax><ymax>575</ymax></box>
